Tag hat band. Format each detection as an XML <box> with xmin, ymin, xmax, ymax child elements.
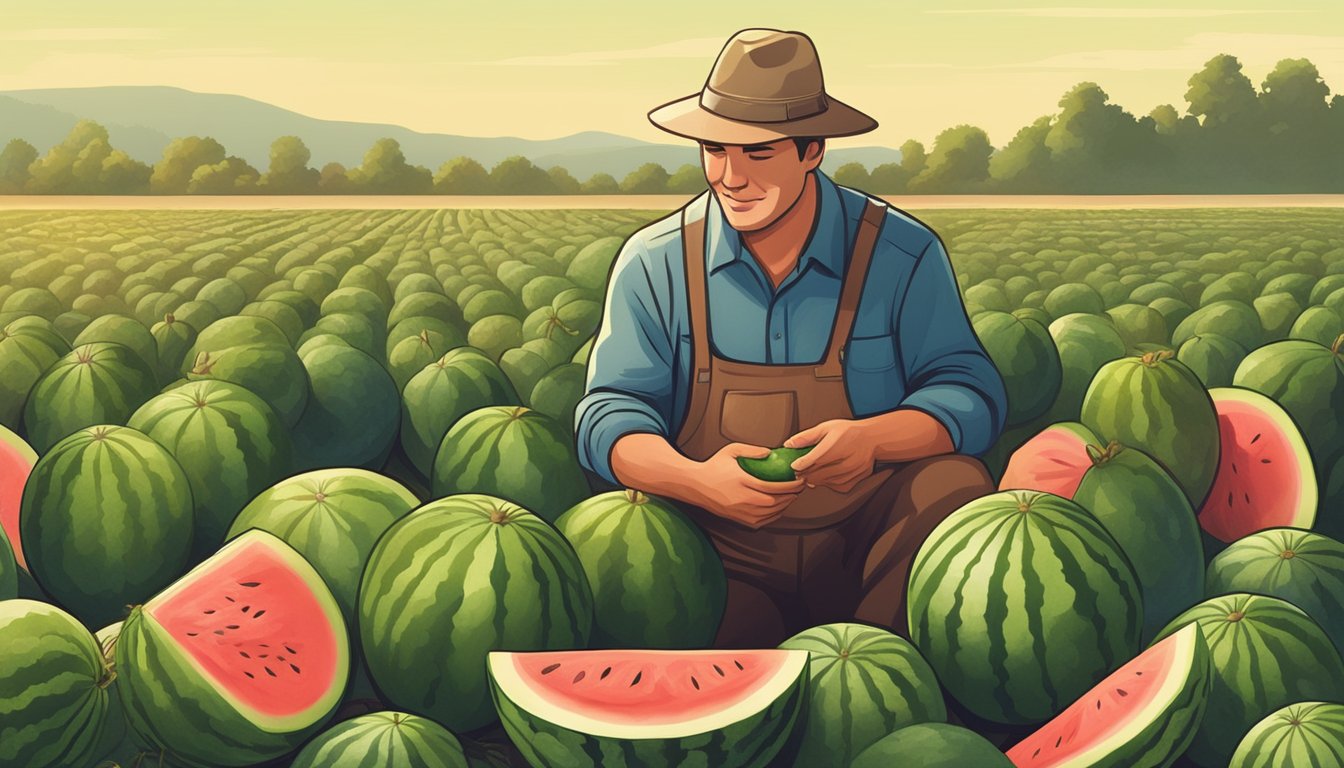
<box><xmin>699</xmin><ymin>87</ymin><xmax>829</xmax><ymax>124</ymax></box>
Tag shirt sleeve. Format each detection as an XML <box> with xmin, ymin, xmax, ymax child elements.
<box><xmin>574</xmin><ymin>237</ymin><xmax>678</xmax><ymax>486</ymax></box>
<box><xmin>895</xmin><ymin>237</ymin><xmax>1008</xmax><ymax>456</ymax></box>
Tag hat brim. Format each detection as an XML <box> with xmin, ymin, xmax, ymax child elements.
<box><xmin>647</xmin><ymin>93</ymin><xmax>878</xmax><ymax>144</ymax></box>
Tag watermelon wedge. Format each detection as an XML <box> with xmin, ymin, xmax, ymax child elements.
<box><xmin>0</xmin><ymin>423</ymin><xmax>37</xmax><ymax>572</ymax></box>
<box><xmin>488</xmin><ymin>648</ymin><xmax>808</xmax><ymax>768</ymax></box>
<box><xmin>1197</xmin><ymin>387</ymin><xmax>1316</xmax><ymax>545</ymax></box>
<box><xmin>113</xmin><ymin>529</ymin><xmax>349</xmax><ymax>767</ymax></box>
<box><xmin>1005</xmin><ymin>622</ymin><xmax>1211</xmax><ymax>768</ymax></box>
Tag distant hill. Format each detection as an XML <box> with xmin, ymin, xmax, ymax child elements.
<box><xmin>0</xmin><ymin>86</ymin><xmax>902</xmax><ymax>179</ymax></box>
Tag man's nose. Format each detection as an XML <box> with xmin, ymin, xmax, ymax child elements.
<box><xmin>720</xmin><ymin>154</ymin><xmax>750</xmax><ymax>190</ymax></box>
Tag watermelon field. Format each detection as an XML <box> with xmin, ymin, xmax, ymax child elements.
<box><xmin>1</xmin><ymin>203</ymin><xmax>1343</xmax><ymax>767</ymax></box>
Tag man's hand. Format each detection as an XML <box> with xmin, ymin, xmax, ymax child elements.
<box><xmin>784</xmin><ymin>419</ymin><xmax>879</xmax><ymax>493</ymax></box>
<box><xmin>683</xmin><ymin>443</ymin><xmax>805</xmax><ymax>530</ymax></box>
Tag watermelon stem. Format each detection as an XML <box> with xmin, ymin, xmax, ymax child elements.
<box><xmin>164</xmin><ymin>313</ymin><xmax>176</xmax><ymax>324</ymax></box>
<box><xmin>1332</xmin><ymin>333</ymin><xmax>1343</xmax><ymax>356</ymax></box>
<box><xmin>1085</xmin><ymin>441</ymin><xmax>1124</xmax><ymax>467</ymax></box>
<box><xmin>1139</xmin><ymin>349</ymin><xmax>1175</xmax><ymax>367</ymax></box>
<box><xmin>624</xmin><ymin>488</ymin><xmax>648</xmax><ymax>505</ymax></box>
<box><xmin>191</xmin><ymin>350</ymin><xmax>214</xmax><ymax>376</ymax></box>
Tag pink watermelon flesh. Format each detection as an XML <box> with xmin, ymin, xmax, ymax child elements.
<box><xmin>1197</xmin><ymin>389</ymin><xmax>1315</xmax><ymax>543</ymax></box>
<box><xmin>1005</xmin><ymin>626</ymin><xmax>1183</xmax><ymax>766</ymax></box>
<box><xmin>148</xmin><ymin>536</ymin><xmax>341</xmax><ymax>719</ymax></box>
<box><xmin>999</xmin><ymin>423</ymin><xmax>1097</xmax><ymax>498</ymax></box>
<box><xmin>507</xmin><ymin>649</ymin><xmax>791</xmax><ymax>727</ymax></box>
<box><xmin>0</xmin><ymin>427</ymin><xmax>37</xmax><ymax>571</ymax></box>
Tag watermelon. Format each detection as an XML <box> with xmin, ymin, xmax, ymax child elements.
<box><xmin>1105</xmin><ymin>304</ymin><xmax>1169</xmax><ymax>351</ymax></box>
<box><xmin>359</xmin><ymin>494</ymin><xmax>594</xmax><ymax>732</ymax></box>
<box><xmin>778</xmin><ymin>622</ymin><xmax>946</xmax><ymax>767</ymax></box>
<box><xmin>0</xmin><ymin>317</ymin><xmax>69</xmax><ymax>431</ymax></box>
<box><xmin>529</xmin><ymin>362</ymin><xmax>588</xmax><ymax>433</ymax></box>
<box><xmin>225</xmin><ymin>467</ymin><xmax>418</xmax><ymax>623</ymax></box>
<box><xmin>290</xmin><ymin>711</ymin><xmax>469</xmax><ymax>767</ymax></box>
<box><xmin>974</xmin><ymin>311</ymin><xmax>1063</xmax><ymax>426</ymax></box>
<box><xmin>0</xmin><ymin>599</ymin><xmax>118</xmax><ymax>768</ymax></box>
<box><xmin>1197</xmin><ymin>388</ymin><xmax>1316</xmax><ymax>547</ymax></box>
<box><xmin>738</xmin><ymin>446</ymin><xmax>812</xmax><ymax>482</ymax></box>
<box><xmin>150</xmin><ymin>313</ymin><xmax>198</xmax><ymax>386</ymax></box>
<box><xmin>1291</xmin><ymin>306</ymin><xmax>1343</xmax><ymax>347</ymax></box>
<box><xmin>21</xmin><ymin>425</ymin><xmax>194</xmax><ymax>628</ymax></box>
<box><xmin>1175</xmin><ymin>333</ymin><xmax>1246</xmax><ymax>388</ymax></box>
<box><xmin>400</xmin><ymin>346</ymin><xmax>521</xmax><ymax>479</ymax></box>
<box><xmin>22</xmin><ymin>342</ymin><xmax>158</xmax><ymax>453</ymax></box>
<box><xmin>1205</xmin><ymin>528</ymin><xmax>1344</xmax><ymax>655</ymax></box>
<box><xmin>999</xmin><ymin>423</ymin><xmax>1203</xmax><ymax>643</ymax></box>
<box><xmin>1229</xmin><ymin>702</ymin><xmax>1344</xmax><ymax>768</ymax></box>
<box><xmin>907</xmin><ymin>490</ymin><xmax>1143</xmax><ymax>725</ymax></box>
<box><xmin>387</xmin><ymin>328</ymin><xmax>450</xmax><ymax>391</ymax></box>
<box><xmin>851</xmin><ymin>723</ymin><xmax>1013</xmax><ymax>768</ymax></box>
<box><xmin>1080</xmin><ymin>349</ymin><xmax>1220</xmax><ymax>509</ymax></box>
<box><xmin>187</xmin><ymin>344</ymin><xmax>309</xmax><ymax>428</ymax></box>
<box><xmin>1150</xmin><ymin>592</ymin><xmax>1344</xmax><ymax>767</ymax></box>
<box><xmin>1005</xmin><ymin>622</ymin><xmax>1210</xmax><ymax>768</ymax></box>
<box><xmin>501</xmin><ymin>347</ymin><xmax>553</xmax><ymax>405</ymax></box>
<box><xmin>290</xmin><ymin>342</ymin><xmax>400</xmax><ymax>472</ymax></box>
<box><xmin>1172</xmin><ymin>300</ymin><xmax>1264</xmax><ymax>352</ymax></box>
<box><xmin>488</xmin><ymin>648</ymin><xmax>807</xmax><ymax>768</ymax></box>
<box><xmin>0</xmin><ymin>423</ymin><xmax>37</xmax><ymax>573</ymax></box>
<box><xmin>113</xmin><ymin>529</ymin><xmax>350</xmax><ymax>767</ymax></box>
<box><xmin>128</xmin><ymin>380</ymin><xmax>293</xmax><ymax>561</ymax></box>
<box><xmin>73</xmin><ymin>314</ymin><xmax>158</xmax><ymax>374</ymax></box>
<box><xmin>431</xmin><ymin>405</ymin><xmax>591</xmax><ymax>523</ymax></box>
<box><xmin>556</xmin><ymin>489</ymin><xmax>726</xmax><ymax>648</ymax></box>
<box><xmin>1043</xmin><ymin>313</ymin><xmax>1126</xmax><ymax>422</ymax></box>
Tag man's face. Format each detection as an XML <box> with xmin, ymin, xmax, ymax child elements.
<box><xmin>700</xmin><ymin>138</ymin><xmax>824</xmax><ymax>232</ymax></box>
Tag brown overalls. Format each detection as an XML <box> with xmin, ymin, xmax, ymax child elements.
<box><xmin>671</xmin><ymin>195</ymin><xmax>995</xmax><ymax>647</ymax></box>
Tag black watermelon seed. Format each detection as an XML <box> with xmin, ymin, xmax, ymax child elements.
<box><xmin>244</xmin><ymin>671</ymin><xmax>254</xmax><ymax>679</ymax></box>
<box><xmin>600</xmin><ymin>667</ymin><xmax>611</xmax><ymax>679</ymax></box>
<box><xmin>1261</xmin><ymin>458</ymin><xmax>1271</xmax><ymax>464</ymax></box>
<box><xmin>253</xmin><ymin>610</ymin><xmax>266</xmax><ymax>618</ymax></box>
<box><xmin>290</xmin><ymin>664</ymin><xmax>301</xmax><ymax>674</ymax></box>
<box><xmin>1055</xmin><ymin>737</ymin><xmax>1062</xmax><ymax>748</ymax></box>
<box><xmin>1033</xmin><ymin>749</ymin><xmax>1040</xmax><ymax>758</ymax></box>
<box><xmin>713</xmin><ymin>664</ymin><xmax>724</xmax><ymax>676</ymax></box>
<box><xmin>241</xmin><ymin>605</ymin><xmax>250</xmax><ymax>612</ymax></box>
<box><xmin>203</xmin><ymin>609</ymin><xmax>215</xmax><ymax>615</ymax></box>
<box><xmin>239</xmin><ymin>581</ymin><xmax>261</xmax><ymax>588</ymax></box>
<box><xmin>631</xmin><ymin>671</ymin><xmax>642</xmax><ymax>686</ymax></box>
<box><xmin>1095</xmin><ymin>700</ymin><xmax>1101</xmax><ymax>709</ymax></box>
<box><xmin>734</xmin><ymin>660</ymin><xmax>744</xmax><ymax>670</ymax></box>
<box><xmin>186</xmin><ymin>632</ymin><xmax>198</xmax><ymax>637</ymax></box>
<box><xmin>1117</xmin><ymin>689</ymin><xmax>1128</xmax><ymax>696</ymax></box>
<box><xmin>691</xmin><ymin>676</ymin><xmax>700</xmax><ymax>690</ymax></box>
<box><xmin>541</xmin><ymin>664</ymin><xmax>560</xmax><ymax>675</ymax></box>
<box><xmin>240</xmin><ymin>652</ymin><xmax>250</xmax><ymax>658</ymax></box>
<box><xmin>573</xmin><ymin>671</ymin><xmax>585</xmax><ymax>683</ymax></box>
<box><xmin>285</xmin><ymin>645</ymin><xmax>297</xmax><ymax>654</ymax></box>
<box><xmin>265</xmin><ymin>666</ymin><xmax>276</xmax><ymax>677</ymax></box>
<box><xmin>1251</xmin><ymin>433</ymin><xmax>1261</xmax><ymax>444</ymax></box>
<box><xmin>213</xmin><ymin>630</ymin><xmax>225</xmax><ymax>636</ymax></box>
<box><xmin>259</xmin><ymin>654</ymin><xmax>269</xmax><ymax>659</ymax></box>
<box><xmin>226</xmin><ymin>625</ymin><xmax>239</xmax><ymax>630</ymax></box>
<box><xmin>225</xmin><ymin>596</ymin><xmax>235</xmax><ymax>603</ymax></box>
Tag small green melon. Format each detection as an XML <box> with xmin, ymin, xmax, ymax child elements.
<box><xmin>737</xmin><ymin>446</ymin><xmax>813</xmax><ymax>482</ymax></box>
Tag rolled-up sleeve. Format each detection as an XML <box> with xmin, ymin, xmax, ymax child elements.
<box><xmin>895</xmin><ymin>237</ymin><xmax>1008</xmax><ymax>456</ymax></box>
<box><xmin>575</xmin><ymin>238</ymin><xmax>677</xmax><ymax>486</ymax></box>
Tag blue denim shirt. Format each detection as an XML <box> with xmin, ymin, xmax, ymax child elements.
<box><xmin>574</xmin><ymin>170</ymin><xmax>1007</xmax><ymax>486</ymax></box>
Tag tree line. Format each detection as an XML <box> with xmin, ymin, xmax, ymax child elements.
<box><xmin>1</xmin><ymin>53</ymin><xmax>1340</xmax><ymax>195</ymax></box>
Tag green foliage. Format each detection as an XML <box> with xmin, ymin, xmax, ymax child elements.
<box><xmin>490</xmin><ymin>155</ymin><xmax>554</xmax><ymax>194</ymax></box>
<box><xmin>434</xmin><ymin>156</ymin><xmax>492</xmax><ymax>194</ymax></box>
<box><xmin>151</xmin><ymin>135</ymin><xmax>227</xmax><ymax>194</ymax></box>
<box><xmin>579</xmin><ymin>172</ymin><xmax>619</xmax><ymax>194</ymax></box>
<box><xmin>348</xmin><ymin>138</ymin><xmax>432</xmax><ymax>194</ymax></box>
<box><xmin>260</xmin><ymin>136</ymin><xmax>319</xmax><ymax>194</ymax></box>
<box><xmin>619</xmin><ymin>162</ymin><xmax>670</xmax><ymax>194</ymax></box>
<box><xmin>0</xmin><ymin>139</ymin><xmax>38</xmax><ymax>194</ymax></box>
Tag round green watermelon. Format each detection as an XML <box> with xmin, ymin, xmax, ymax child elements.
<box><xmin>290</xmin><ymin>711</ymin><xmax>468</xmax><ymax>768</ymax></box>
<box><xmin>73</xmin><ymin>314</ymin><xmax>158</xmax><ymax>374</ymax></box>
<box><xmin>778</xmin><ymin>623</ymin><xmax>947</xmax><ymax>767</ymax></box>
<box><xmin>1080</xmin><ymin>349</ymin><xmax>1220</xmax><ymax>510</ymax></box>
<box><xmin>0</xmin><ymin>599</ymin><xmax>118</xmax><ymax>768</ymax></box>
<box><xmin>1176</xmin><ymin>333</ymin><xmax>1246</xmax><ymax>389</ymax></box>
<box><xmin>555</xmin><ymin>489</ymin><xmax>726</xmax><ymax>648</ymax></box>
<box><xmin>907</xmin><ymin>490</ymin><xmax>1142</xmax><ymax>725</ymax></box>
<box><xmin>387</xmin><ymin>328</ymin><xmax>451</xmax><ymax>392</ymax></box>
<box><xmin>359</xmin><ymin>494</ymin><xmax>594</xmax><ymax>732</ymax></box>
<box><xmin>20</xmin><ymin>425</ymin><xmax>194</xmax><ymax>628</ymax></box>
<box><xmin>1290</xmin><ymin>306</ymin><xmax>1342</xmax><ymax>347</ymax></box>
<box><xmin>22</xmin><ymin>342</ymin><xmax>158</xmax><ymax>453</ymax></box>
<box><xmin>400</xmin><ymin>346</ymin><xmax>521</xmax><ymax>479</ymax></box>
<box><xmin>0</xmin><ymin>317</ymin><xmax>70</xmax><ymax>431</ymax></box>
<box><xmin>529</xmin><ymin>362</ymin><xmax>588</xmax><ymax>433</ymax></box>
<box><xmin>1151</xmin><ymin>592</ymin><xmax>1344</xmax><ymax>767</ymax></box>
<box><xmin>1043</xmin><ymin>313</ymin><xmax>1126</xmax><ymax>422</ymax></box>
<box><xmin>1229</xmin><ymin>702</ymin><xmax>1344</xmax><ymax>768</ymax></box>
<box><xmin>149</xmin><ymin>313</ymin><xmax>197</xmax><ymax>387</ymax></box>
<box><xmin>851</xmin><ymin>723</ymin><xmax>1012</xmax><ymax>768</ymax></box>
<box><xmin>972</xmin><ymin>311</ymin><xmax>1062</xmax><ymax>426</ymax></box>
<box><xmin>128</xmin><ymin>380</ymin><xmax>293</xmax><ymax>561</ymax></box>
<box><xmin>290</xmin><ymin>343</ymin><xmax>400</xmax><ymax>472</ymax></box>
<box><xmin>432</xmin><ymin>405</ymin><xmax>591</xmax><ymax>523</ymax></box>
<box><xmin>1172</xmin><ymin>300</ymin><xmax>1264</xmax><ymax>352</ymax></box>
<box><xmin>187</xmin><ymin>342</ymin><xmax>309</xmax><ymax>429</ymax></box>
<box><xmin>500</xmin><ymin>347</ymin><xmax>553</xmax><ymax>405</ymax></box>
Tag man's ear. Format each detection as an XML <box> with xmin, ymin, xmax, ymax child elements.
<box><xmin>805</xmin><ymin>139</ymin><xmax>825</xmax><ymax>172</ymax></box>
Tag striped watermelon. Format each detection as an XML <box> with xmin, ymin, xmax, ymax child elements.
<box><xmin>907</xmin><ymin>490</ymin><xmax>1143</xmax><ymax>725</ymax></box>
<box><xmin>128</xmin><ymin>380</ymin><xmax>293</xmax><ymax>561</ymax></box>
<box><xmin>1229</xmin><ymin>702</ymin><xmax>1344</xmax><ymax>768</ymax></box>
<box><xmin>225</xmin><ymin>468</ymin><xmax>419</xmax><ymax>623</ymax></box>
<box><xmin>187</xmin><ymin>343</ymin><xmax>309</xmax><ymax>429</ymax></box>
<box><xmin>1042</xmin><ymin>313</ymin><xmax>1125</xmax><ymax>423</ymax></box>
<box><xmin>488</xmin><ymin>648</ymin><xmax>807</xmax><ymax>768</ymax></box>
<box><xmin>290</xmin><ymin>342</ymin><xmax>400</xmax><ymax>472</ymax></box>
<box><xmin>1080</xmin><ymin>349</ymin><xmax>1221</xmax><ymax>509</ymax></box>
<box><xmin>290</xmin><ymin>711</ymin><xmax>468</xmax><ymax>768</ymax></box>
<box><xmin>852</xmin><ymin>723</ymin><xmax>1013</xmax><ymax>768</ymax></box>
<box><xmin>0</xmin><ymin>599</ymin><xmax>117</xmax><ymax>768</ymax></box>
<box><xmin>432</xmin><ymin>405</ymin><xmax>591</xmax><ymax>522</ymax></box>
<box><xmin>21</xmin><ymin>425</ymin><xmax>194</xmax><ymax>628</ymax></box>
<box><xmin>1205</xmin><ymin>528</ymin><xmax>1344</xmax><ymax>655</ymax></box>
<box><xmin>1151</xmin><ymin>593</ymin><xmax>1344</xmax><ymax>767</ymax></box>
<box><xmin>399</xmin><ymin>346</ymin><xmax>520</xmax><ymax>479</ymax></box>
<box><xmin>74</xmin><ymin>314</ymin><xmax>159</xmax><ymax>374</ymax></box>
<box><xmin>972</xmin><ymin>311</ymin><xmax>1062</xmax><ymax>427</ymax></box>
<box><xmin>0</xmin><ymin>317</ymin><xmax>69</xmax><ymax>431</ymax></box>
<box><xmin>113</xmin><ymin>530</ymin><xmax>349</xmax><ymax>767</ymax></box>
<box><xmin>555</xmin><ymin>489</ymin><xmax>726</xmax><ymax>648</ymax></box>
<box><xmin>359</xmin><ymin>494</ymin><xmax>593</xmax><ymax>732</ymax></box>
<box><xmin>778</xmin><ymin>623</ymin><xmax>947</xmax><ymax>767</ymax></box>
<box><xmin>22</xmin><ymin>342</ymin><xmax>158</xmax><ymax>453</ymax></box>
<box><xmin>150</xmin><ymin>314</ymin><xmax>197</xmax><ymax>387</ymax></box>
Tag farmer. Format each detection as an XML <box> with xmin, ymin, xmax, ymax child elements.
<box><xmin>574</xmin><ymin>28</ymin><xmax>1007</xmax><ymax>647</ymax></box>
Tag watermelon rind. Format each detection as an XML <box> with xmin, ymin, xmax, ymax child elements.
<box><xmin>0</xmin><ymin>599</ymin><xmax>116</xmax><ymax>768</ymax></box>
<box><xmin>289</xmin><ymin>711</ymin><xmax>469</xmax><ymax>768</ymax></box>
<box><xmin>113</xmin><ymin>530</ymin><xmax>349</xmax><ymax>767</ymax></box>
<box><xmin>778</xmin><ymin>622</ymin><xmax>946</xmax><ymax>767</ymax></box>
<box><xmin>22</xmin><ymin>341</ymin><xmax>159</xmax><ymax>453</ymax></box>
<box><xmin>1228</xmin><ymin>701</ymin><xmax>1344</xmax><ymax>768</ymax></box>
<box><xmin>487</xmin><ymin>649</ymin><xmax>808</xmax><ymax>768</ymax></box>
<box><xmin>852</xmin><ymin>722</ymin><xmax>1013</xmax><ymax>768</ymax></box>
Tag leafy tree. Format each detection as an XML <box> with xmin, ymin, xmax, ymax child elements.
<box><xmin>988</xmin><ymin>115</ymin><xmax>1054</xmax><ymax>191</ymax></box>
<box><xmin>898</xmin><ymin>139</ymin><xmax>927</xmax><ymax>177</ymax></box>
<box><xmin>99</xmin><ymin>149</ymin><xmax>152</xmax><ymax>194</ymax></box>
<box><xmin>434</xmin><ymin>156</ymin><xmax>492</xmax><ymax>194</ymax></box>
<box><xmin>580</xmin><ymin>172</ymin><xmax>620</xmax><ymax>194</ymax></box>
<box><xmin>1045</xmin><ymin>82</ymin><xmax>1156</xmax><ymax>192</ymax></box>
<box><xmin>188</xmin><ymin>157</ymin><xmax>260</xmax><ymax>194</ymax></box>
<box><xmin>151</xmin><ymin>136</ymin><xmax>227</xmax><ymax>194</ymax></box>
<box><xmin>666</xmin><ymin>163</ymin><xmax>707</xmax><ymax>193</ymax></box>
<box><xmin>348</xmin><ymin>138</ymin><xmax>432</xmax><ymax>194</ymax></box>
<box><xmin>490</xmin><ymin>156</ymin><xmax>554</xmax><ymax>194</ymax></box>
<box><xmin>27</xmin><ymin>120</ymin><xmax>109</xmax><ymax>193</ymax></box>
<box><xmin>620</xmin><ymin>162</ymin><xmax>669</xmax><ymax>194</ymax></box>
<box><xmin>1186</xmin><ymin>54</ymin><xmax>1260</xmax><ymax>129</ymax></box>
<box><xmin>317</xmin><ymin>162</ymin><xmax>352</xmax><ymax>194</ymax></box>
<box><xmin>908</xmin><ymin>124</ymin><xmax>993</xmax><ymax>193</ymax></box>
<box><xmin>0</xmin><ymin>139</ymin><xmax>37</xmax><ymax>193</ymax></box>
<box><xmin>547</xmin><ymin>165</ymin><xmax>581</xmax><ymax>194</ymax></box>
<box><xmin>260</xmin><ymin>136</ymin><xmax>319</xmax><ymax>194</ymax></box>
<box><xmin>833</xmin><ymin>162</ymin><xmax>871</xmax><ymax>189</ymax></box>
<box><xmin>867</xmin><ymin>163</ymin><xmax>910</xmax><ymax>194</ymax></box>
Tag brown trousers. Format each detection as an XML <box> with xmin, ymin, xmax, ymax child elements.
<box><xmin>676</xmin><ymin>454</ymin><xmax>995</xmax><ymax>647</ymax></box>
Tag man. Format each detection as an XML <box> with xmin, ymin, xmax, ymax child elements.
<box><xmin>574</xmin><ymin>28</ymin><xmax>1007</xmax><ymax>646</ymax></box>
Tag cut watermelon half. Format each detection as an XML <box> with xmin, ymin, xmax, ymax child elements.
<box><xmin>1198</xmin><ymin>387</ymin><xmax>1317</xmax><ymax>543</ymax></box>
<box><xmin>1005</xmin><ymin>622</ymin><xmax>1211</xmax><ymax>768</ymax></box>
<box><xmin>998</xmin><ymin>422</ymin><xmax>1100</xmax><ymax>497</ymax></box>
<box><xmin>114</xmin><ymin>529</ymin><xmax>349</xmax><ymax>766</ymax></box>
<box><xmin>489</xmin><ymin>648</ymin><xmax>808</xmax><ymax>767</ymax></box>
<box><xmin>0</xmin><ymin>424</ymin><xmax>37</xmax><ymax>571</ymax></box>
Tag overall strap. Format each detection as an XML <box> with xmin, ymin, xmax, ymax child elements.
<box><xmin>681</xmin><ymin>200</ymin><xmax>711</xmax><ymax>384</ymax></box>
<box><xmin>814</xmin><ymin>197</ymin><xmax>888</xmax><ymax>380</ymax></box>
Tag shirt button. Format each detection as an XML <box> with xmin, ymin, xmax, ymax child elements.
<box><xmin>774</xmin><ymin>333</ymin><xmax>781</xmax><ymax>339</ymax></box>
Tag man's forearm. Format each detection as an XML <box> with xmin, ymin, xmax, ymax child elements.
<box><xmin>860</xmin><ymin>408</ymin><xmax>956</xmax><ymax>462</ymax></box>
<box><xmin>608</xmin><ymin>432</ymin><xmax>703</xmax><ymax>502</ymax></box>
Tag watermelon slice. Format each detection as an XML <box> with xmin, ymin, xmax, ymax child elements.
<box><xmin>488</xmin><ymin>648</ymin><xmax>808</xmax><ymax>768</ymax></box>
<box><xmin>1197</xmin><ymin>387</ymin><xmax>1316</xmax><ymax>544</ymax></box>
<box><xmin>998</xmin><ymin>422</ymin><xmax>1101</xmax><ymax>497</ymax></box>
<box><xmin>113</xmin><ymin>529</ymin><xmax>349</xmax><ymax>767</ymax></box>
<box><xmin>0</xmin><ymin>423</ymin><xmax>37</xmax><ymax>572</ymax></box>
<box><xmin>1005</xmin><ymin>622</ymin><xmax>1211</xmax><ymax>768</ymax></box>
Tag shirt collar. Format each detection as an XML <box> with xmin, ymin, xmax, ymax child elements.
<box><xmin>705</xmin><ymin>169</ymin><xmax>848</xmax><ymax>279</ymax></box>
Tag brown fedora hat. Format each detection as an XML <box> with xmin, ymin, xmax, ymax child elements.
<box><xmin>648</xmin><ymin>28</ymin><xmax>877</xmax><ymax>144</ymax></box>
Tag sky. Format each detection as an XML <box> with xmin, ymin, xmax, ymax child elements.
<box><xmin>2</xmin><ymin>0</ymin><xmax>1342</xmax><ymax>148</ymax></box>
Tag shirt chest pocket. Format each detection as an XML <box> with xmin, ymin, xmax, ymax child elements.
<box><xmin>844</xmin><ymin>333</ymin><xmax>898</xmax><ymax>372</ymax></box>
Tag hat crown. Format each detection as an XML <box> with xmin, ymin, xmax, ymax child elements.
<box><xmin>708</xmin><ymin>29</ymin><xmax>824</xmax><ymax>102</ymax></box>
